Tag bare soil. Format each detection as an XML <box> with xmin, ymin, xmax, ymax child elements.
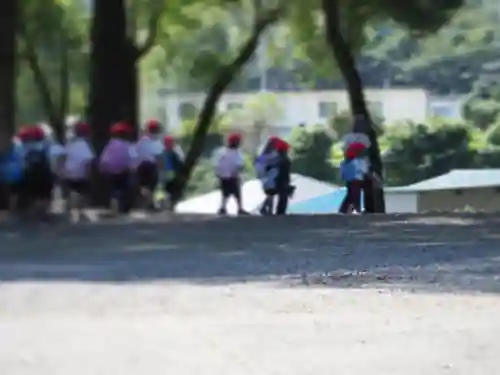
<box><xmin>0</xmin><ymin>213</ymin><xmax>499</xmax><ymax>375</ymax></box>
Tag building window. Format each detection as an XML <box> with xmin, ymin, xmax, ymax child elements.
<box><xmin>318</xmin><ymin>101</ymin><xmax>338</xmax><ymax>119</ymax></box>
<box><xmin>367</xmin><ymin>101</ymin><xmax>384</xmax><ymax>118</ymax></box>
<box><xmin>178</xmin><ymin>102</ymin><xmax>198</xmax><ymax>120</ymax></box>
<box><xmin>226</xmin><ymin>102</ymin><xmax>243</xmax><ymax>111</ymax></box>
<box><xmin>431</xmin><ymin>104</ymin><xmax>455</xmax><ymax>118</ymax></box>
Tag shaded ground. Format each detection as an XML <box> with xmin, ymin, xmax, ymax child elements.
<box><xmin>0</xmin><ymin>213</ymin><xmax>500</xmax><ymax>374</ymax></box>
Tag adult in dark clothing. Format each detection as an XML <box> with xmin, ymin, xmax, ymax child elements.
<box><xmin>274</xmin><ymin>139</ymin><xmax>293</xmax><ymax>215</ymax></box>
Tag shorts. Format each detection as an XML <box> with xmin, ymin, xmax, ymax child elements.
<box><xmin>66</xmin><ymin>179</ymin><xmax>88</xmax><ymax>196</ymax></box>
<box><xmin>137</xmin><ymin>161</ymin><xmax>158</xmax><ymax>191</ymax></box>
<box><xmin>108</xmin><ymin>172</ymin><xmax>130</xmax><ymax>196</ymax></box>
<box><xmin>23</xmin><ymin>170</ymin><xmax>54</xmax><ymax>201</ymax></box>
<box><xmin>219</xmin><ymin>177</ymin><xmax>240</xmax><ymax>198</ymax></box>
<box><xmin>163</xmin><ymin>180</ymin><xmax>175</xmax><ymax>195</ymax></box>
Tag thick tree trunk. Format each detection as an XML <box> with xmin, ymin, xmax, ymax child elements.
<box><xmin>87</xmin><ymin>0</ymin><xmax>139</xmax><ymax>206</ymax></box>
<box><xmin>88</xmin><ymin>0</ymin><xmax>131</xmax><ymax>153</ymax></box>
<box><xmin>170</xmin><ymin>9</ymin><xmax>283</xmax><ymax>206</ymax></box>
<box><xmin>0</xmin><ymin>0</ymin><xmax>18</xmax><ymax>210</ymax></box>
<box><xmin>322</xmin><ymin>0</ymin><xmax>385</xmax><ymax>213</ymax></box>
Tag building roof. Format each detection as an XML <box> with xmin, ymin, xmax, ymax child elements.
<box><xmin>386</xmin><ymin>169</ymin><xmax>500</xmax><ymax>193</ymax></box>
<box><xmin>176</xmin><ymin>174</ymin><xmax>339</xmax><ymax>215</ymax></box>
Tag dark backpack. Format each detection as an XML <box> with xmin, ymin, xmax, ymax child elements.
<box><xmin>24</xmin><ymin>147</ymin><xmax>50</xmax><ymax>173</ymax></box>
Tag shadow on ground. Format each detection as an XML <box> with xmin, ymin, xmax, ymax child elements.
<box><xmin>0</xmin><ymin>213</ymin><xmax>499</xmax><ymax>294</ymax></box>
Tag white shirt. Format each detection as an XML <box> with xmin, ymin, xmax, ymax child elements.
<box><xmin>49</xmin><ymin>142</ymin><xmax>66</xmax><ymax>175</ymax></box>
<box><xmin>213</xmin><ymin>147</ymin><xmax>244</xmax><ymax>179</ymax></box>
<box><xmin>135</xmin><ymin>136</ymin><xmax>163</xmax><ymax>163</ymax></box>
<box><xmin>63</xmin><ymin>138</ymin><xmax>95</xmax><ymax>179</ymax></box>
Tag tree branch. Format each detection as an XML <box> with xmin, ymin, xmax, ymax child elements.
<box><xmin>136</xmin><ymin>11</ymin><xmax>161</xmax><ymax>58</ymax></box>
<box><xmin>171</xmin><ymin>4</ymin><xmax>285</xmax><ymax>204</ymax></box>
<box><xmin>18</xmin><ymin>26</ymin><xmax>58</xmax><ymax>127</ymax></box>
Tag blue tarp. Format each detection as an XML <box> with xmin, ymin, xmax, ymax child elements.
<box><xmin>288</xmin><ymin>188</ymin><xmax>364</xmax><ymax>214</ymax></box>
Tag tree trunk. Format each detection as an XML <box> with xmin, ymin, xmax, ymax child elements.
<box><xmin>0</xmin><ymin>0</ymin><xmax>18</xmax><ymax>210</ymax></box>
<box><xmin>88</xmin><ymin>0</ymin><xmax>131</xmax><ymax>153</ymax></box>
<box><xmin>170</xmin><ymin>10</ymin><xmax>283</xmax><ymax>206</ymax></box>
<box><xmin>87</xmin><ymin>0</ymin><xmax>140</xmax><ymax>206</ymax></box>
<box><xmin>321</xmin><ymin>0</ymin><xmax>385</xmax><ymax>213</ymax></box>
<box><xmin>56</xmin><ymin>34</ymin><xmax>70</xmax><ymax>143</ymax></box>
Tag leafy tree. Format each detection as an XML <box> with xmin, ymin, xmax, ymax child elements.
<box><xmin>485</xmin><ymin>121</ymin><xmax>500</xmax><ymax>146</ymax></box>
<box><xmin>383</xmin><ymin>120</ymin><xmax>476</xmax><ymax>186</ymax></box>
<box><xmin>19</xmin><ymin>0</ymin><xmax>88</xmax><ymax>141</ymax></box>
<box><xmin>169</xmin><ymin>0</ymin><xmax>285</xmax><ymax>206</ymax></box>
<box><xmin>462</xmin><ymin>80</ymin><xmax>500</xmax><ymax>130</ymax></box>
<box><xmin>288</xmin><ymin>0</ymin><xmax>465</xmax><ymax>212</ymax></box>
<box><xmin>289</xmin><ymin>126</ymin><xmax>335</xmax><ymax>182</ymax></box>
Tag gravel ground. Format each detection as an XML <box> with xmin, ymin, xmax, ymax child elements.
<box><xmin>0</xmin><ymin>213</ymin><xmax>500</xmax><ymax>375</ymax></box>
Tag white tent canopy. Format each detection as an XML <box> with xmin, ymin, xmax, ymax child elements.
<box><xmin>176</xmin><ymin>174</ymin><xmax>339</xmax><ymax>215</ymax></box>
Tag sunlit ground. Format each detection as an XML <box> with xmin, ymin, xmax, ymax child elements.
<box><xmin>0</xmin><ymin>213</ymin><xmax>499</xmax><ymax>374</ymax></box>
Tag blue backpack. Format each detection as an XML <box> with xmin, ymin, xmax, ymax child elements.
<box><xmin>0</xmin><ymin>144</ymin><xmax>24</xmax><ymax>183</ymax></box>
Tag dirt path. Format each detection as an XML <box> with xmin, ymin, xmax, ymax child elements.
<box><xmin>0</xmin><ymin>213</ymin><xmax>499</xmax><ymax>374</ymax></box>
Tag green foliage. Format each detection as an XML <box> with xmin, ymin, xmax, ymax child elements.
<box><xmin>289</xmin><ymin>125</ymin><xmax>335</xmax><ymax>182</ymax></box>
<box><xmin>485</xmin><ymin>121</ymin><xmax>500</xmax><ymax>146</ymax></box>
<box><xmin>463</xmin><ymin>98</ymin><xmax>500</xmax><ymax>130</ymax></box>
<box><xmin>382</xmin><ymin>120</ymin><xmax>478</xmax><ymax>185</ymax></box>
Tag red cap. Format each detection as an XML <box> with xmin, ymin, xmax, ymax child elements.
<box><xmin>346</xmin><ymin>142</ymin><xmax>366</xmax><ymax>156</ymax></box>
<box><xmin>31</xmin><ymin>126</ymin><xmax>45</xmax><ymax>141</ymax></box>
<box><xmin>74</xmin><ymin>122</ymin><xmax>90</xmax><ymax>136</ymax></box>
<box><xmin>18</xmin><ymin>126</ymin><xmax>31</xmax><ymax>141</ymax></box>
<box><xmin>163</xmin><ymin>135</ymin><xmax>174</xmax><ymax>148</ymax></box>
<box><xmin>227</xmin><ymin>133</ymin><xmax>241</xmax><ymax>145</ymax></box>
<box><xmin>110</xmin><ymin>122</ymin><xmax>131</xmax><ymax>135</ymax></box>
<box><xmin>275</xmin><ymin>139</ymin><xmax>289</xmax><ymax>152</ymax></box>
<box><xmin>146</xmin><ymin>119</ymin><xmax>161</xmax><ymax>133</ymax></box>
<box><xmin>345</xmin><ymin>149</ymin><xmax>357</xmax><ymax>159</ymax></box>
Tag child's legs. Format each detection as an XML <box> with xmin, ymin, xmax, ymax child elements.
<box><xmin>349</xmin><ymin>180</ymin><xmax>363</xmax><ymax>212</ymax></box>
<box><xmin>229</xmin><ymin>178</ymin><xmax>243</xmax><ymax>209</ymax></box>
<box><xmin>276</xmin><ymin>190</ymin><xmax>288</xmax><ymax>215</ymax></box>
<box><xmin>219</xmin><ymin>178</ymin><xmax>231</xmax><ymax>210</ymax></box>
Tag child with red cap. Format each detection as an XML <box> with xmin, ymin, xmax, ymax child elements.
<box><xmin>62</xmin><ymin>121</ymin><xmax>95</xmax><ymax>221</ymax></box>
<box><xmin>255</xmin><ymin>135</ymin><xmax>281</xmax><ymax>215</ymax></box>
<box><xmin>159</xmin><ymin>135</ymin><xmax>184</xmax><ymax>210</ymax></box>
<box><xmin>20</xmin><ymin>125</ymin><xmax>55</xmax><ymax>218</ymax></box>
<box><xmin>213</xmin><ymin>133</ymin><xmax>247</xmax><ymax>215</ymax></box>
<box><xmin>99</xmin><ymin>122</ymin><xmax>136</xmax><ymax>214</ymax></box>
<box><xmin>135</xmin><ymin>119</ymin><xmax>164</xmax><ymax>210</ymax></box>
<box><xmin>338</xmin><ymin>142</ymin><xmax>367</xmax><ymax>213</ymax></box>
<box><xmin>273</xmin><ymin>139</ymin><xmax>293</xmax><ymax>215</ymax></box>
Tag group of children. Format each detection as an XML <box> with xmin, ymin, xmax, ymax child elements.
<box><xmin>213</xmin><ymin>133</ymin><xmax>293</xmax><ymax>215</ymax></box>
<box><xmin>1</xmin><ymin>119</ymin><xmax>373</xmax><ymax>218</ymax></box>
<box><xmin>0</xmin><ymin>120</ymin><xmax>184</xmax><ymax>221</ymax></box>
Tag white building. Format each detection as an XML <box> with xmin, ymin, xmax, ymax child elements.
<box><xmin>155</xmin><ymin>88</ymin><xmax>464</xmax><ymax>134</ymax></box>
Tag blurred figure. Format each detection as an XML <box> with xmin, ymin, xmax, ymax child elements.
<box><xmin>338</xmin><ymin>142</ymin><xmax>367</xmax><ymax>213</ymax></box>
<box><xmin>63</xmin><ymin>122</ymin><xmax>95</xmax><ymax>222</ymax></box>
<box><xmin>214</xmin><ymin>133</ymin><xmax>247</xmax><ymax>215</ymax></box>
<box><xmin>22</xmin><ymin>125</ymin><xmax>54</xmax><ymax>218</ymax></box>
<box><xmin>255</xmin><ymin>135</ymin><xmax>280</xmax><ymax>215</ymax></box>
<box><xmin>274</xmin><ymin>139</ymin><xmax>293</xmax><ymax>215</ymax></box>
<box><xmin>99</xmin><ymin>122</ymin><xmax>135</xmax><ymax>214</ymax></box>
<box><xmin>0</xmin><ymin>130</ymin><xmax>25</xmax><ymax>212</ymax></box>
<box><xmin>135</xmin><ymin>119</ymin><xmax>163</xmax><ymax>210</ymax></box>
<box><xmin>161</xmin><ymin>135</ymin><xmax>184</xmax><ymax>211</ymax></box>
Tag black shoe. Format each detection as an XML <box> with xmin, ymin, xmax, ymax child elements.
<box><xmin>217</xmin><ymin>208</ymin><xmax>227</xmax><ymax>215</ymax></box>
